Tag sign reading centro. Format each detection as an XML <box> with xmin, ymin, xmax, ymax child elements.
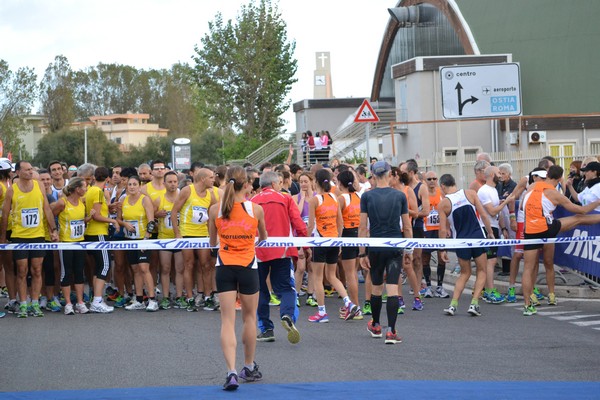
<box><xmin>440</xmin><ymin>62</ymin><xmax>522</xmax><ymax>119</ymax></box>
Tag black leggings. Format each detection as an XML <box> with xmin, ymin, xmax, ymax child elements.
<box><xmin>368</xmin><ymin>250</ymin><xmax>403</xmax><ymax>286</ymax></box>
<box><xmin>43</xmin><ymin>250</ymin><xmax>56</xmax><ymax>287</ymax></box>
<box><xmin>60</xmin><ymin>250</ymin><xmax>85</xmax><ymax>286</ymax></box>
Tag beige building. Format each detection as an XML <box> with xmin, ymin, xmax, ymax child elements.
<box><xmin>21</xmin><ymin>114</ymin><xmax>49</xmax><ymax>158</ymax></box>
<box><xmin>76</xmin><ymin>113</ymin><xmax>169</xmax><ymax>152</ymax></box>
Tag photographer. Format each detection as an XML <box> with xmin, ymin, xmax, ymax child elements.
<box><xmin>567</xmin><ymin>161</ymin><xmax>600</xmax><ymax>210</ymax></box>
<box><xmin>565</xmin><ymin>160</ymin><xmax>583</xmax><ymax>204</ymax></box>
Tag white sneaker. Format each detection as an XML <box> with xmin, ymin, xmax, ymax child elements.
<box><xmin>125</xmin><ymin>300</ymin><xmax>145</xmax><ymax>311</ymax></box>
<box><xmin>64</xmin><ymin>303</ymin><xmax>75</xmax><ymax>315</ymax></box>
<box><xmin>213</xmin><ymin>293</ymin><xmax>220</xmax><ymax>310</ymax></box>
<box><xmin>146</xmin><ymin>299</ymin><xmax>159</xmax><ymax>312</ymax></box>
<box><xmin>90</xmin><ymin>301</ymin><xmax>114</xmax><ymax>313</ymax></box>
<box><xmin>423</xmin><ymin>287</ymin><xmax>434</xmax><ymax>298</ymax></box>
<box><xmin>435</xmin><ymin>286</ymin><xmax>450</xmax><ymax>298</ymax></box>
<box><xmin>75</xmin><ymin>303</ymin><xmax>89</xmax><ymax>314</ymax></box>
<box><xmin>39</xmin><ymin>296</ymin><xmax>48</xmax><ymax>309</ymax></box>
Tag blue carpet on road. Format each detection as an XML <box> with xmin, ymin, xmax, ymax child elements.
<box><xmin>2</xmin><ymin>380</ymin><xmax>599</xmax><ymax>399</ymax></box>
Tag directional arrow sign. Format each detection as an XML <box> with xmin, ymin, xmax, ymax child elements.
<box><xmin>440</xmin><ymin>63</ymin><xmax>521</xmax><ymax>119</ymax></box>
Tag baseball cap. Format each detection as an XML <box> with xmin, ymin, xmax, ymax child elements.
<box><xmin>531</xmin><ymin>170</ymin><xmax>547</xmax><ymax>178</ymax></box>
<box><xmin>581</xmin><ymin>161</ymin><xmax>600</xmax><ymax>172</ymax></box>
<box><xmin>371</xmin><ymin>161</ymin><xmax>391</xmax><ymax>175</ymax></box>
<box><xmin>0</xmin><ymin>160</ymin><xmax>12</xmax><ymax>171</ymax></box>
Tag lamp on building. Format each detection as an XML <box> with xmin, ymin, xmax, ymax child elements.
<box><xmin>388</xmin><ymin>5</ymin><xmax>434</xmax><ymax>25</ymax></box>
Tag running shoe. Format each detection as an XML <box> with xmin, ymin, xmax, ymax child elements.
<box><xmin>338</xmin><ymin>306</ymin><xmax>347</xmax><ymax>319</ymax></box>
<box><xmin>239</xmin><ymin>362</ymin><xmax>262</xmax><ymax>382</ymax></box>
<box><xmin>107</xmin><ymin>291</ymin><xmax>121</xmax><ymax>302</ymax></box>
<box><xmin>146</xmin><ymin>299</ymin><xmax>159</xmax><ymax>312</ymax></box>
<box><xmin>0</xmin><ymin>311</ymin><xmax>5</xmax><ymax>318</ymax></box>
<box><xmin>203</xmin><ymin>296</ymin><xmax>214</xmax><ymax>311</ymax></box>
<box><xmin>58</xmin><ymin>292</ymin><xmax>67</xmax><ymax>306</ymax></box>
<box><xmin>296</xmin><ymin>296</ymin><xmax>300</xmax><ymax>308</ymax></box>
<box><xmin>114</xmin><ymin>295</ymin><xmax>129</xmax><ymax>308</ymax></box>
<box><xmin>159</xmin><ymin>298</ymin><xmax>172</xmax><ymax>310</ymax></box>
<box><xmin>186</xmin><ymin>298</ymin><xmax>197</xmax><ymax>312</ymax></box>
<box><xmin>46</xmin><ymin>298</ymin><xmax>62</xmax><ymax>312</ymax></box>
<box><xmin>269</xmin><ymin>293</ymin><xmax>280</xmax><ymax>306</ymax></box>
<box><xmin>281</xmin><ymin>314</ymin><xmax>301</xmax><ymax>344</ymax></box>
<box><xmin>64</xmin><ymin>303</ymin><xmax>75</xmax><ymax>315</ymax></box>
<box><xmin>305</xmin><ymin>296</ymin><xmax>318</xmax><ymax>307</ymax></box>
<box><xmin>385</xmin><ymin>328</ymin><xmax>402</xmax><ymax>344</ymax></box>
<box><xmin>0</xmin><ymin>286</ymin><xmax>8</xmax><ymax>298</ymax></box>
<box><xmin>451</xmin><ymin>265</ymin><xmax>461</xmax><ymax>276</ymax></box>
<box><xmin>354</xmin><ymin>309</ymin><xmax>364</xmax><ymax>320</ymax></box>
<box><xmin>467</xmin><ymin>304</ymin><xmax>481</xmax><ymax>316</ymax></box>
<box><xmin>308</xmin><ymin>312</ymin><xmax>329</xmax><ymax>323</ymax></box>
<box><xmin>195</xmin><ymin>293</ymin><xmax>206</xmax><ymax>308</ymax></box>
<box><xmin>30</xmin><ymin>303</ymin><xmax>44</xmax><ymax>317</ymax></box>
<box><xmin>235</xmin><ymin>298</ymin><xmax>242</xmax><ymax>311</ymax></box>
<box><xmin>434</xmin><ymin>286</ymin><xmax>450</xmax><ymax>298</ymax></box>
<box><xmin>533</xmin><ymin>287</ymin><xmax>544</xmax><ymax>301</ymax></box>
<box><xmin>223</xmin><ymin>373</ymin><xmax>239</xmax><ymax>391</ymax></box>
<box><xmin>83</xmin><ymin>292</ymin><xmax>91</xmax><ymax>304</ymax></box>
<box><xmin>90</xmin><ymin>301</ymin><xmax>114</xmax><ymax>313</ymax></box>
<box><xmin>506</xmin><ymin>287</ymin><xmax>517</xmax><ymax>303</ymax></box>
<box><xmin>257</xmin><ymin>329</ymin><xmax>275</xmax><ymax>342</ymax></box>
<box><xmin>523</xmin><ymin>305</ymin><xmax>537</xmax><ymax>316</ymax></box>
<box><xmin>174</xmin><ymin>297</ymin><xmax>188</xmax><ymax>309</ymax></box>
<box><xmin>125</xmin><ymin>300</ymin><xmax>145</xmax><ymax>311</ymax></box>
<box><xmin>341</xmin><ymin>303</ymin><xmax>359</xmax><ymax>321</ymax></box>
<box><xmin>398</xmin><ymin>296</ymin><xmax>405</xmax><ymax>309</ymax></box>
<box><xmin>39</xmin><ymin>296</ymin><xmax>48</xmax><ymax>309</ymax></box>
<box><xmin>530</xmin><ymin>293</ymin><xmax>541</xmax><ymax>307</ymax></box>
<box><xmin>482</xmin><ymin>290</ymin><xmax>491</xmax><ymax>303</ymax></box>
<box><xmin>213</xmin><ymin>293</ymin><xmax>220</xmax><ymax>311</ymax></box>
<box><xmin>382</xmin><ymin>293</ymin><xmax>388</xmax><ymax>303</ymax></box>
<box><xmin>397</xmin><ymin>306</ymin><xmax>404</xmax><ymax>315</ymax></box>
<box><xmin>105</xmin><ymin>286</ymin><xmax>117</xmax><ymax>298</ymax></box>
<box><xmin>419</xmin><ymin>287</ymin><xmax>428</xmax><ymax>297</ymax></box>
<box><xmin>297</xmin><ymin>288</ymin><xmax>307</xmax><ymax>297</ymax></box>
<box><xmin>444</xmin><ymin>305</ymin><xmax>456</xmax><ymax>316</ymax></box>
<box><xmin>412</xmin><ymin>298</ymin><xmax>424</xmax><ymax>311</ymax></box>
<box><xmin>6</xmin><ymin>300</ymin><xmax>19</xmax><ymax>314</ymax></box>
<box><xmin>357</xmin><ymin>270</ymin><xmax>365</xmax><ymax>283</ymax></box>
<box><xmin>488</xmin><ymin>289</ymin><xmax>506</xmax><ymax>304</ymax></box>
<box><xmin>324</xmin><ymin>288</ymin><xmax>336</xmax><ymax>298</ymax></box>
<box><xmin>547</xmin><ymin>293</ymin><xmax>557</xmax><ymax>306</ymax></box>
<box><xmin>423</xmin><ymin>287</ymin><xmax>433</xmax><ymax>298</ymax></box>
<box><xmin>367</xmin><ymin>320</ymin><xmax>382</xmax><ymax>338</ymax></box>
<box><xmin>75</xmin><ymin>303</ymin><xmax>89</xmax><ymax>314</ymax></box>
<box><xmin>363</xmin><ymin>301</ymin><xmax>372</xmax><ymax>315</ymax></box>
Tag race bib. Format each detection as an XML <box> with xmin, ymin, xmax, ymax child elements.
<box><xmin>21</xmin><ymin>208</ymin><xmax>40</xmax><ymax>228</ymax></box>
<box><xmin>427</xmin><ymin>210</ymin><xmax>440</xmax><ymax>227</ymax></box>
<box><xmin>70</xmin><ymin>219</ymin><xmax>85</xmax><ymax>240</ymax></box>
<box><xmin>192</xmin><ymin>206</ymin><xmax>208</xmax><ymax>224</ymax></box>
<box><xmin>163</xmin><ymin>212</ymin><xmax>173</xmax><ymax>229</ymax></box>
<box><xmin>125</xmin><ymin>220</ymin><xmax>140</xmax><ymax>239</ymax></box>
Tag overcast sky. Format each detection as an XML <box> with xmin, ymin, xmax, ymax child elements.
<box><xmin>0</xmin><ymin>0</ymin><xmax>393</xmax><ymax>132</ymax></box>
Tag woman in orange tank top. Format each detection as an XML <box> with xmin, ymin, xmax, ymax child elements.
<box><xmin>307</xmin><ymin>169</ymin><xmax>359</xmax><ymax>323</ymax></box>
<box><xmin>209</xmin><ymin>166</ymin><xmax>267</xmax><ymax>391</ymax></box>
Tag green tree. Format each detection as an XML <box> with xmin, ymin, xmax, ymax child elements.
<box><xmin>40</xmin><ymin>55</ymin><xmax>75</xmax><ymax>132</ymax></box>
<box><xmin>0</xmin><ymin>59</ymin><xmax>38</xmax><ymax>156</ymax></box>
<box><xmin>191</xmin><ymin>0</ymin><xmax>297</xmax><ymax>158</ymax></box>
<box><xmin>33</xmin><ymin>127</ymin><xmax>120</xmax><ymax>167</ymax></box>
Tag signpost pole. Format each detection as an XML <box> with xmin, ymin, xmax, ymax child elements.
<box><xmin>457</xmin><ymin>120</ymin><xmax>464</xmax><ymax>189</ymax></box>
<box><xmin>365</xmin><ymin>123</ymin><xmax>371</xmax><ymax>165</ymax></box>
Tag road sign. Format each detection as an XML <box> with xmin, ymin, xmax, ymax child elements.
<box><xmin>440</xmin><ymin>63</ymin><xmax>521</xmax><ymax>119</ymax></box>
<box><xmin>354</xmin><ymin>99</ymin><xmax>380</xmax><ymax>123</ymax></box>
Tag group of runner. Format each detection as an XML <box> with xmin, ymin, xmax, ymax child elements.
<box><xmin>1</xmin><ymin>153</ymin><xmax>599</xmax><ymax>391</ymax></box>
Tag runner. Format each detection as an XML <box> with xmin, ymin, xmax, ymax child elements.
<box><xmin>51</xmin><ymin>178</ymin><xmax>90</xmax><ymax>315</ymax></box>
<box><xmin>48</xmin><ymin>160</ymin><xmax>68</xmax><ymax>194</ymax></box>
<box><xmin>0</xmin><ymin>160</ymin><xmax>16</xmax><ymax>316</ymax></box>
<box><xmin>422</xmin><ymin>170</ymin><xmax>449</xmax><ymax>299</ymax></box>
<box><xmin>84</xmin><ymin>166</ymin><xmax>119</xmax><ymax>313</ymax></box>
<box><xmin>117</xmin><ymin>175</ymin><xmax>158</xmax><ymax>312</ymax></box>
<box><xmin>359</xmin><ymin>161</ymin><xmax>412</xmax><ymax>344</ymax></box>
<box><xmin>438</xmin><ymin>173</ymin><xmax>494</xmax><ymax>317</ymax></box>
<box><xmin>292</xmin><ymin>172</ymin><xmax>316</xmax><ymax>307</ymax></box>
<box><xmin>306</xmin><ymin>169</ymin><xmax>359</xmax><ymax>323</ymax></box>
<box><xmin>208</xmin><ymin>166</ymin><xmax>267</xmax><ymax>391</ymax></box>
<box><xmin>0</xmin><ymin>161</ymin><xmax>58</xmax><ymax>318</ymax></box>
<box><xmin>521</xmin><ymin>165</ymin><xmax>600</xmax><ymax>315</ymax></box>
<box><xmin>153</xmin><ymin>171</ymin><xmax>184</xmax><ymax>310</ymax></box>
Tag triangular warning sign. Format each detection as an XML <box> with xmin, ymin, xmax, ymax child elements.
<box><xmin>354</xmin><ymin>99</ymin><xmax>380</xmax><ymax>123</ymax></box>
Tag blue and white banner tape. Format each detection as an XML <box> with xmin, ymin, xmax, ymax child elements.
<box><xmin>0</xmin><ymin>235</ymin><xmax>595</xmax><ymax>251</ymax></box>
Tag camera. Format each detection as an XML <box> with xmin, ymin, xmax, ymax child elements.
<box><xmin>568</xmin><ymin>171</ymin><xmax>578</xmax><ymax>178</ymax></box>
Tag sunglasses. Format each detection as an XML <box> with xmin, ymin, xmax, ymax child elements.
<box><xmin>426</xmin><ymin>177</ymin><xmax>438</xmax><ymax>181</ymax></box>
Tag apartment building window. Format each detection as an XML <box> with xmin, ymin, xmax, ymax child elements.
<box><xmin>114</xmin><ymin>137</ymin><xmax>122</xmax><ymax>144</ymax></box>
<box><xmin>442</xmin><ymin>147</ymin><xmax>480</xmax><ymax>161</ymax></box>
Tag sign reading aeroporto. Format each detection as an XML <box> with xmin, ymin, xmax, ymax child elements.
<box><xmin>440</xmin><ymin>63</ymin><xmax>522</xmax><ymax>119</ymax></box>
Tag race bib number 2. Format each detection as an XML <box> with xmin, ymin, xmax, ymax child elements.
<box><xmin>192</xmin><ymin>206</ymin><xmax>208</xmax><ymax>224</ymax></box>
<box><xmin>21</xmin><ymin>208</ymin><xmax>40</xmax><ymax>228</ymax></box>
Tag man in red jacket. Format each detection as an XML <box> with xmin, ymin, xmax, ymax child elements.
<box><xmin>252</xmin><ymin>171</ymin><xmax>307</xmax><ymax>344</ymax></box>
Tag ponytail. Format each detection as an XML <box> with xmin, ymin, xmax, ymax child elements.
<box><xmin>315</xmin><ymin>169</ymin><xmax>332</xmax><ymax>193</ymax></box>
<box><xmin>220</xmin><ymin>166</ymin><xmax>247</xmax><ymax>219</ymax></box>
<box><xmin>337</xmin><ymin>170</ymin><xmax>356</xmax><ymax>193</ymax></box>
<box><xmin>63</xmin><ymin>177</ymin><xmax>85</xmax><ymax>196</ymax></box>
